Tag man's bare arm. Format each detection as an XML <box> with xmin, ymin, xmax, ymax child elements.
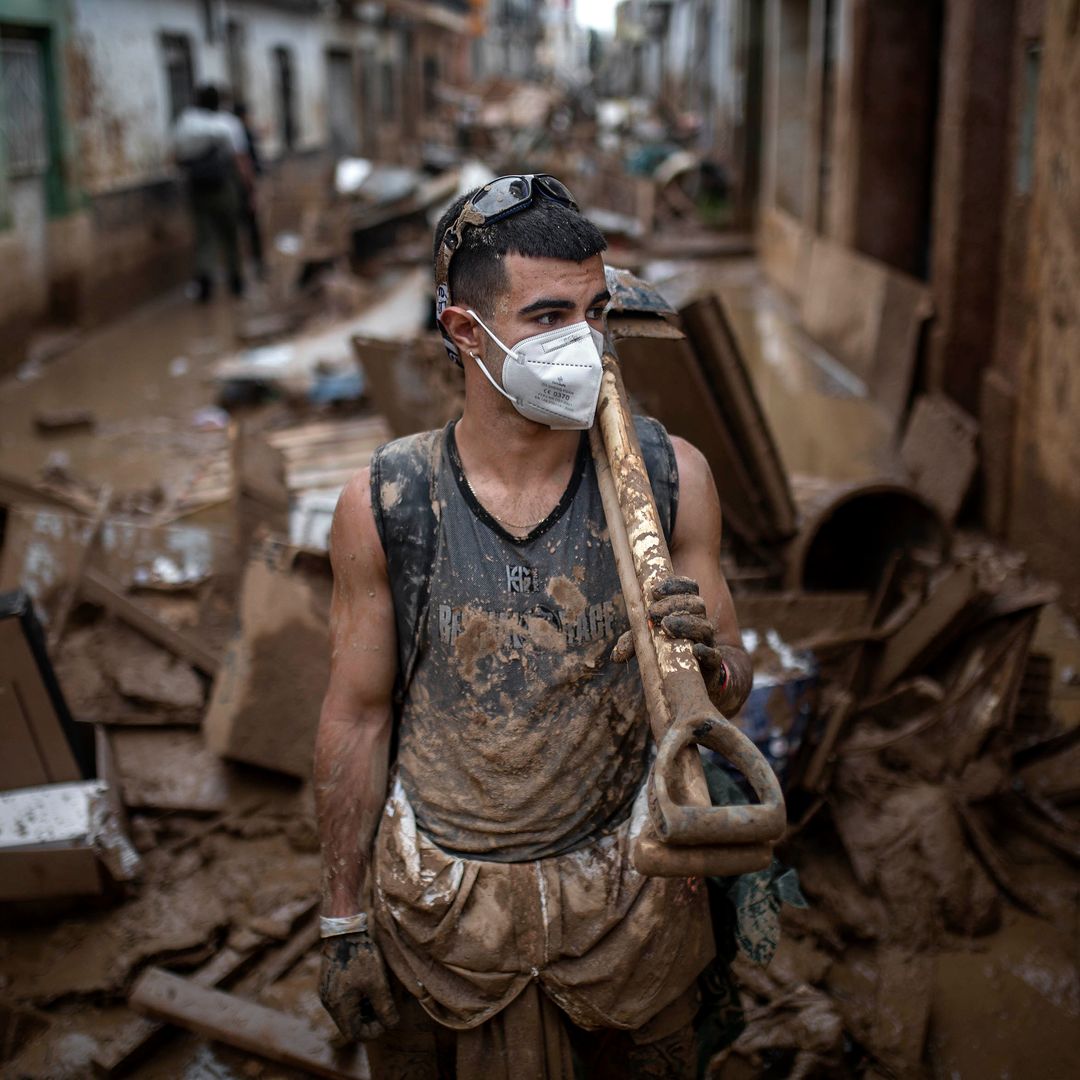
<box><xmin>314</xmin><ymin>467</ymin><xmax>398</xmax><ymax>917</ymax></box>
<box><xmin>667</xmin><ymin>436</ymin><xmax>753</xmax><ymax>716</ymax></box>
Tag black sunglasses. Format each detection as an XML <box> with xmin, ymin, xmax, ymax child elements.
<box><xmin>435</xmin><ymin>174</ymin><xmax>579</xmax><ymax>294</ymax></box>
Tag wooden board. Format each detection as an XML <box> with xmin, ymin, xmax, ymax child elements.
<box><xmin>758</xmin><ymin>207</ymin><xmax>812</xmax><ymax>302</ymax></box>
<box><xmin>679</xmin><ymin>294</ymin><xmax>797</xmax><ymax>540</ymax></box>
<box><xmin>610</xmin><ymin>314</ymin><xmax>770</xmax><ymax>543</ymax></box>
<box><xmin>868</xmin><ymin>563</ymin><xmax>982</xmax><ymax>693</ymax></box>
<box><xmin>734</xmin><ymin>591</ymin><xmax>870</xmax><ymax>646</ymax></box>
<box><xmin>800</xmin><ymin>235</ymin><xmax>888</xmax><ymax>385</ymax></box>
<box><xmin>0</xmin><ymin>845</ymin><xmax>103</xmax><ymax>902</ymax></box>
<box><xmin>799</xmin><ymin>235</ymin><xmax>932</xmax><ymax>420</ymax></box>
<box><xmin>900</xmin><ymin>394</ymin><xmax>979</xmax><ymax>524</ymax></box>
<box><xmin>130</xmin><ymin>968</ymin><xmax>370</xmax><ymax>1079</ymax></box>
<box><xmin>111</xmin><ymin>729</ymin><xmax>232</xmax><ymax>813</ymax></box>
<box><xmin>81</xmin><ymin>568</ymin><xmax>220</xmax><ymax>677</ymax></box>
<box><xmin>203</xmin><ymin>537</ymin><xmax>331</xmax><ymax>779</ymax></box>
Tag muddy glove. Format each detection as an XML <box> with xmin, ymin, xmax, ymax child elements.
<box><xmin>612</xmin><ymin>576</ymin><xmax>751</xmax><ymax>714</ymax></box>
<box><xmin>319</xmin><ymin>930</ymin><xmax>400</xmax><ymax>1042</ymax></box>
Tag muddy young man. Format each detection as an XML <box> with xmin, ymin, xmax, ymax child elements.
<box><xmin>315</xmin><ymin>175</ymin><xmax>755</xmax><ymax>1078</ymax></box>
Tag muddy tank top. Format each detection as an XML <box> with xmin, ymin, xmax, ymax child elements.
<box><xmin>370</xmin><ymin>418</ymin><xmax>678</xmax><ymax>862</ymax></box>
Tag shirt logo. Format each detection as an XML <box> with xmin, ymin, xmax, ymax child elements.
<box><xmin>505</xmin><ymin>564</ymin><xmax>538</xmax><ymax>594</ymax></box>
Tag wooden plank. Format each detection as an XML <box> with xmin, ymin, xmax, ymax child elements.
<box><xmin>679</xmin><ymin>294</ymin><xmax>797</xmax><ymax>540</ymax></box>
<box><xmin>734</xmin><ymin>591</ymin><xmax>869</xmax><ymax>646</ymax></box>
<box><xmin>0</xmin><ymin>846</ymin><xmax>104</xmax><ymax>902</ymax></box>
<box><xmin>80</xmin><ymin>568</ymin><xmax>220</xmax><ymax>676</ymax></box>
<box><xmin>130</xmin><ymin>968</ymin><xmax>370</xmax><ymax>1079</ymax></box>
<box><xmin>610</xmin><ymin>315</ymin><xmax>769</xmax><ymax>543</ymax></box>
<box><xmin>266</xmin><ymin>416</ymin><xmax>391</xmax><ymax>450</ymax></box>
<box><xmin>93</xmin><ymin>899</ymin><xmax>318</xmax><ymax>1075</ymax></box>
<box><xmin>48</xmin><ymin>485</ymin><xmax>112</xmax><ymax>651</ymax></box>
<box><xmin>900</xmin><ymin>394</ymin><xmax>978</xmax><ymax>524</ymax></box>
<box><xmin>868</xmin><ymin>563</ymin><xmax>981</xmax><ymax>693</ymax></box>
<box><xmin>871</xmin><ymin>270</ymin><xmax>933</xmax><ymax>421</ymax></box>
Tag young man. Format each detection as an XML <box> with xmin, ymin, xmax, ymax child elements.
<box><xmin>315</xmin><ymin>176</ymin><xmax>753</xmax><ymax>1078</ymax></box>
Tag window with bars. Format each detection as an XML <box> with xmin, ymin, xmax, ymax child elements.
<box><xmin>0</xmin><ymin>38</ymin><xmax>50</xmax><ymax>178</ymax></box>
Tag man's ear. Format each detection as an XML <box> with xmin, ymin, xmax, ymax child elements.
<box><xmin>440</xmin><ymin>307</ymin><xmax>485</xmax><ymax>359</ymax></box>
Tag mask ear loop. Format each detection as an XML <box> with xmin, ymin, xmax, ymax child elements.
<box><xmin>466</xmin><ymin>310</ymin><xmax>519</xmax><ymax>404</ymax></box>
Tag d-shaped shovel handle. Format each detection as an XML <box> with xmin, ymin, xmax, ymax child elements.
<box><xmin>649</xmin><ymin>671</ymin><xmax>786</xmax><ymax>846</ymax></box>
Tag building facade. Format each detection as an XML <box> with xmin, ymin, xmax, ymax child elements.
<box><xmin>0</xmin><ymin>0</ymin><xmax>473</xmax><ymax>371</ymax></box>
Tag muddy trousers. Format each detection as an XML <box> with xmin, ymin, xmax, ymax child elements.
<box><xmin>368</xmin><ymin>974</ymin><xmax>699</xmax><ymax>1080</ymax></box>
<box><xmin>190</xmin><ymin>185</ymin><xmax>241</xmax><ymax>287</ymax></box>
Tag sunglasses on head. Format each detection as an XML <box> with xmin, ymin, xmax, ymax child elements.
<box><xmin>434</xmin><ymin>174</ymin><xmax>579</xmax><ymax>300</ymax></box>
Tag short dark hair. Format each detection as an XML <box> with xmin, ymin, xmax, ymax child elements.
<box><xmin>195</xmin><ymin>84</ymin><xmax>220</xmax><ymax>111</ymax></box>
<box><xmin>433</xmin><ymin>188</ymin><xmax>607</xmax><ymax>316</ymax></box>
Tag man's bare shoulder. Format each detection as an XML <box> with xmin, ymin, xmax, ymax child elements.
<box><xmin>669</xmin><ymin>435</ymin><xmax>712</xmax><ymax>491</ymax></box>
<box><xmin>329</xmin><ymin>467</ymin><xmax>385</xmax><ymax>580</ymax></box>
<box><xmin>668</xmin><ymin>436</ymin><xmax>721</xmax><ymax>545</ymax></box>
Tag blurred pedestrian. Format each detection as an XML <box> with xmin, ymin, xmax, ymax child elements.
<box><xmin>172</xmin><ymin>84</ymin><xmax>247</xmax><ymax>301</ymax></box>
<box><xmin>232</xmin><ymin>100</ymin><xmax>266</xmax><ymax>279</ymax></box>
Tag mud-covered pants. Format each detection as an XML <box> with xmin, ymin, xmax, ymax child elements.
<box><xmin>368</xmin><ymin>971</ymin><xmax>699</xmax><ymax>1080</ymax></box>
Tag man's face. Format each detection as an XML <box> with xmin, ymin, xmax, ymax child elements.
<box><xmin>482</xmin><ymin>252</ymin><xmax>609</xmax><ymax>373</ymax></box>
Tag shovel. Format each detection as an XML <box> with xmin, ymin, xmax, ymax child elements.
<box><xmin>590</xmin><ymin>352</ymin><xmax>786</xmax><ymax>877</ymax></box>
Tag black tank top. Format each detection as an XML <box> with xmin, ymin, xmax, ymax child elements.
<box><xmin>370</xmin><ymin>419</ymin><xmax>678</xmax><ymax>861</ymax></box>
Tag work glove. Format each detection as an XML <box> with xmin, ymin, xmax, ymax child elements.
<box><xmin>612</xmin><ymin>575</ymin><xmax>730</xmax><ymax>690</ymax></box>
<box><xmin>612</xmin><ymin>575</ymin><xmax>758</xmax><ymax>719</ymax></box>
<box><xmin>319</xmin><ymin>929</ymin><xmax>400</xmax><ymax>1042</ymax></box>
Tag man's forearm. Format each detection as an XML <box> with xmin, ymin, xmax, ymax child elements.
<box><xmin>711</xmin><ymin>644</ymin><xmax>753</xmax><ymax>717</ymax></box>
<box><xmin>313</xmin><ymin>708</ymin><xmax>393</xmax><ymax>917</ymax></box>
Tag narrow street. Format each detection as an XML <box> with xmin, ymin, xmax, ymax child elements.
<box><xmin>2</xmin><ymin>2</ymin><xmax>1079</xmax><ymax>1078</ymax></box>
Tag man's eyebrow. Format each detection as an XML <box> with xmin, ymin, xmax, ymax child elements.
<box><xmin>518</xmin><ymin>297</ymin><xmax>574</xmax><ymax>316</ymax></box>
<box><xmin>517</xmin><ymin>290</ymin><xmax>612</xmax><ymax>317</ymax></box>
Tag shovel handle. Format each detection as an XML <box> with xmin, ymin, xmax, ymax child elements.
<box><xmin>593</xmin><ymin>352</ymin><xmax>786</xmax><ymax>858</ymax></box>
<box><xmin>650</xmin><ymin>670</ymin><xmax>786</xmax><ymax>846</ymax></box>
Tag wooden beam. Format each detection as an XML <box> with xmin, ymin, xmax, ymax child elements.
<box><xmin>48</xmin><ymin>486</ymin><xmax>111</xmax><ymax>652</ymax></box>
<box><xmin>93</xmin><ymin>899</ymin><xmax>318</xmax><ymax>1075</ymax></box>
<box><xmin>130</xmin><ymin>968</ymin><xmax>370</xmax><ymax>1079</ymax></box>
<box><xmin>80</xmin><ymin>568</ymin><xmax>220</xmax><ymax>676</ymax></box>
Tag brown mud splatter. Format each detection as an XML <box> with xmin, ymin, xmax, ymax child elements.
<box><xmin>547</xmin><ymin>574</ymin><xmax>588</xmax><ymax>616</ymax></box>
<box><xmin>455</xmin><ymin>608</ymin><xmax>504</xmax><ymax>682</ymax></box>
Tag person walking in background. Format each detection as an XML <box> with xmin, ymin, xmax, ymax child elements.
<box><xmin>172</xmin><ymin>85</ymin><xmax>248</xmax><ymax>302</ymax></box>
<box><xmin>232</xmin><ymin>101</ymin><xmax>266</xmax><ymax>280</ymax></box>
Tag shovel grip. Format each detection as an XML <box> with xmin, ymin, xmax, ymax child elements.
<box><xmin>650</xmin><ymin>672</ymin><xmax>786</xmax><ymax>846</ymax></box>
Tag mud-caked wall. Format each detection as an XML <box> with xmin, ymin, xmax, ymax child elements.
<box><xmin>1007</xmin><ymin>0</ymin><xmax>1080</xmax><ymax>615</ymax></box>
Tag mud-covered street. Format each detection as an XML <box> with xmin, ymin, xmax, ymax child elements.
<box><xmin>2</xmin><ymin>2</ymin><xmax>1079</xmax><ymax>1078</ymax></box>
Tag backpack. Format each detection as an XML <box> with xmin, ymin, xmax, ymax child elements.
<box><xmin>181</xmin><ymin>143</ymin><xmax>230</xmax><ymax>192</ymax></box>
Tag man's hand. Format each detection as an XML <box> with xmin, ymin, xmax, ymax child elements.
<box><xmin>612</xmin><ymin>576</ymin><xmax>726</xmax><ymax>681</ymax></box>
<box><xmin>611</xmin><ymin>575</ymin><xmax>752</xmax><ymax>715</ymax></box>
<box><xmin>319</xmin><ymin>930</ymin><xmax>400</xmax><ymax>1041</ymax></box>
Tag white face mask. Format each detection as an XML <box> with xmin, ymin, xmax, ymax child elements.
<box><xmin>467</xmin><ymin>310</ymin><xmax>605</xmax><ymax>430</ymax></box>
